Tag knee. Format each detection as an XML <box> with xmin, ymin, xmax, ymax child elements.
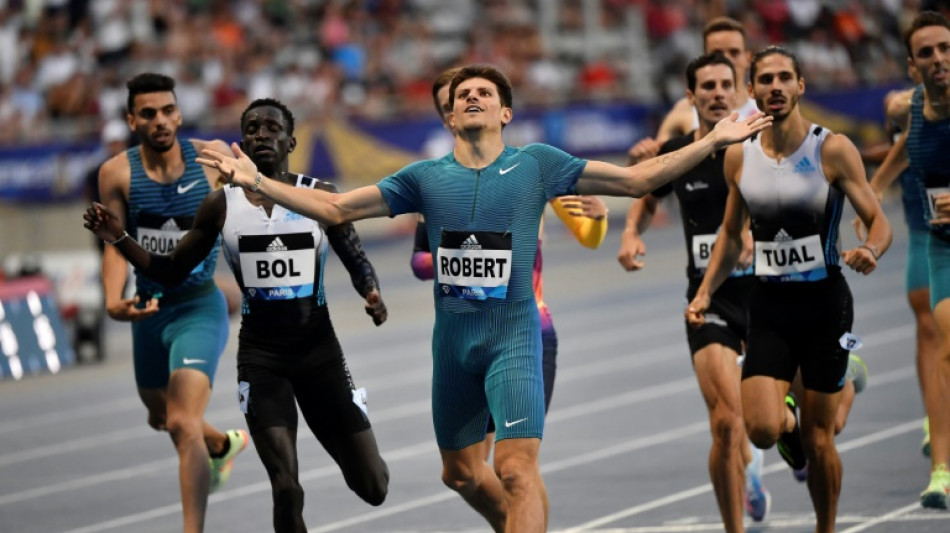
<box><xmin>745</xmin><ymin>420</ymin><xmax>780</xmax><ymax>450</ymax></box>
<box><xmin>801</xmin><ymin>427</ymin><xmax>836</xmax><ymax>459</ymax></box>
<box><xmin>351</xmin><ymin>465</ymin><xmax>388</xmax><ymax>506</ymax></box>
<box><xmin>164</xmin><ymin>413</ymin><xmax>203</xmax><ymax>444</ymax></box>
<box><xmin>709</xmin><ymin>408</ymin><xmax>744</xmax><ymax>449</ymax></box>
<box><xmin>494</xmin><ymin>454</ymin><xmax>538</xmax><ymax>494</ymax></box>
<box><xmin>271</xmin><ymin>474</ymin><xmax>305</xmax><ymax>509</ymax></box>
<box><xmin>442</xmin><ymin>461</ymin><xmax>480</xmax><ymax>495</ymax></box>
<box><xmin>146</xmin><ymin>410</ymin><xmax>166</xmax><ymax>431</ymax></box>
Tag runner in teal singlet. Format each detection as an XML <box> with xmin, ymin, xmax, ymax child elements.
<box><xmin>197</xmin><ymin>64</ymin><xmax>771</xmax><ymax>532</ymax></box>
<box><xmin>96</xmin><ymin>73</ymin><xmax>247</xmax><ymax>533</ymax></box>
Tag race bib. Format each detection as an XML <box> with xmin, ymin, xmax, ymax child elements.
<box><xmin>238</xmin><ymin>233</ymin><xmax>316</xmax><ymax>300</ymax></box>
<box><xmin>754</xmin><ymin>234</ymin><xmax>825</xmax><ymax>280</ymax></box>
<box><xmin>691</xmin><ymin>233</ymin><xmax>753</xmax><ymax>277</ymax></box>
<box><xmin>926</xmin><ymin>187</ymin><xmax>950</xmax><ymax>221</ymax></box>
<box><xmin>437</xmin><ymin>231</ymin><xmax>512</xmax><ymax>301</ymax></box>
<box><xmin>136</xmin><ymin>213</ymin><xmax>203</xmax><ymax>275</ymax></box>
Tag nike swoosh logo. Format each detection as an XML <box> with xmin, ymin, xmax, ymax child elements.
<box><xmin>499</xmin><ymin>163</ymin><xmax>519</xmax><ymax>175</ymax></box>
<box><xmin>504</xmin><ymin>417</ymin><xmax>528</xmax><ymax>428</ymax></box>
<box><xmin>177</xmin><ymin>181</ymin><xmax>199</xmax><ymax>194</ymax></box>
<box><xmin>182</xmin><ymin>358</ymin><xmax>205</xmax><ymax>365</ymax></box>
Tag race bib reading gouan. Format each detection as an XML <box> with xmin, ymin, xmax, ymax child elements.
<box><xmin>437</xmin><ymin>231</ymin><xmax>512</xmax><ymax>301</ymax></box>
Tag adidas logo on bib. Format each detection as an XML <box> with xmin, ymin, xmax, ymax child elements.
<box><xmin>461</xmin><ymin>235</ymin><xmax>481</xmax><ymax>250</ymax></box>
<box><xmin>160</xmin><ymin>218</ymin><xmax>180</xmax><ymax>231</ymax></box>
<box><xmin>792</xmin><ymin>157</ymin><xmax>816</xmax><ymax>174</ymax></box>
<box><xmin>266</xmin><ymin>237</ymin><xmax>288</xmax><ymax>252</ymax></box>
<box><xmin>774</xmin><ymin>228</ymin><xmax>793</xmax><ymax>242</ymax></box>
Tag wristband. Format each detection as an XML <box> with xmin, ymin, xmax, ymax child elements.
<box><xmin>108</xmin><ymin>231</ymin><xmax>130</xmax><ymax>246</ymax></box>
<box><xmin>860</xmin><ymin>243</ymin><xmax>879</xmax><ymax>259</ymax></box>
<box><xmin>250</xmin><ymin>171</ymin><xmax>264</xmax><ymax>192</ymax></box>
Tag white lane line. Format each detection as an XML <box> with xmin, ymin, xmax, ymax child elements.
<box><xmin>836</xmin><ymin>502</ymin><xmax>924</xmax><ymax>533</ymax></box>
<box><xmin>562</xmin><ymin>418</ymin><xmax>923</xmax><ymax>532</ymax></box>
<box><xmin>0</xmin><ymin>399</ymin><xmax>138</xmax><ymax>436</ymax></box>
<box><xmin>558</xmin><ymin>510</ymin><xmax>950</xmax><ymax>532</ymax></box>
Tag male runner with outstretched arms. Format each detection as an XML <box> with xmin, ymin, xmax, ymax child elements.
<box><xmin>197</xmin><ymin>64</ymin><xmax>771</xmax><ymax>532</ymax></box>
<box><xmin>411</xmin><ymin>67</ymin><xmax>609</xmax><ymax>456</ymax></box>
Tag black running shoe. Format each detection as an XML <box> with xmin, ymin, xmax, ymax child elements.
<box><xmin>777</xmin><ymin>394</ymin><xmax>807</xmax><ymax>472</ymax></box>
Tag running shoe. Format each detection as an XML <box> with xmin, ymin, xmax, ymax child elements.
<box><xmin>923</xmin><ymin>417</ymin><xmax>931</xmax><ymax>459</ymax></box>
<box><xmin>777</xmin><ymin>394</ymin><xmax>808</xmax><ymax>473</ymax></box>
<box><xmin>845</xmin><ymin>353</ymin><xmax>868</xmax><ymax>394</ymax></box>
<box><xmin>920</xmin><ymin>463</ymin><xmax>950</xmax><ymax>509</ymax></box>
<box><xmin>792</xmin><ymin>463</ymin><xmax>808</xmax><ymax>483</ymax></box>
<box><xmin>744</xmin><ymin>446</ymin><xmax>771</xmax><ymax>522</ymax></box>
<box><xmin>210</xmin><ymin>429</ymin><xmax>249</xmax><ymax>494</ymax></box>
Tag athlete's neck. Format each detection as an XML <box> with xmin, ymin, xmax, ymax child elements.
<box><xmin>735</xmin><ymin>92</ymin><xmax>751</xmax><ymax>109</ymax></box>
<box><xmin>759</xmin><ymin>110</ymin><xmax>808</xmax><ymax>161</ymax></box>
<box><xmin>138</xmin><ymin>139</ymin><xmax>185</xmax><ymax>183</ymax></box>
<box><xmin>453</xmin><ymin>132</ymin><xmax>505</xmax><ymax>169</ymax></box>
<box><xmin>924</xmin><ymin>84</ymin><xmax>950</xmax><ymax>119</ymax></box>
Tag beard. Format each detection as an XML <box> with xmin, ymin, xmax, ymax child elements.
<box><xmin>757</xmin><ymin>92</ymin><xmax>799</xmax><ymax>122</ymax></box>
<box><xmin>143</xmin><ymin>133</ymin><xmax>175</xmax><ymax>153</ymax></box>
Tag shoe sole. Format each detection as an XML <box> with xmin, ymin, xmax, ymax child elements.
<box><xmin>746</xmin><ymin>490</ymin><xmax>772</xmax><ymax>522</ymax></box>
<box><xmin>920</xmin><ymin>491</ymin><xmax>949</xmax><ymax>509</ymax></box>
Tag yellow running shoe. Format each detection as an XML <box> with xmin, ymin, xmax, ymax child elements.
<box><xmin>921</xmin><ymin>463</ymin><xmax>950</xmax><ymax>509</ymax></box>
<box><xmin>846</xmin><ymin>353</ymin><xmax>868</xmax><ymax>394</ymax></box>
<box><xmin>210</xmin><ymin>429</ymin><xmax>249</xmax><ymax>494</ymax></box>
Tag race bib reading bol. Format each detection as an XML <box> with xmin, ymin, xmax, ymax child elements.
<box><xmin>437</xmin><ymin>231</ymin><xmax>512</xmax><ymax>301</ymax></box>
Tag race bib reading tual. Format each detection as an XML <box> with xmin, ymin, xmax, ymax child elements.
<box><xmin>754</xmin><ymin>234</ymin><xmax>825</xmax><ymax>281</ymax></box>
<box><xmin>437</xmin><ymin>231</ymin><xmax>512</xmax><ymax>301</ymax></box>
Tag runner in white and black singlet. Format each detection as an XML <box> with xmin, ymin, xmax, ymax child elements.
<box><xmin>86</xmin><ymin>99</ymin><xmax>389</xmax><ymax>531</ymax></box>
<box><xmin>686</xmin><ymin>47</ymin><xmax>891</xmax><ymax>533</ymax></box>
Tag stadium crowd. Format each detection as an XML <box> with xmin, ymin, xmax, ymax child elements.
<box><xmin>0</xmin><ymin>0</ymin><xmax>936</xmax><ymax>146</ymax></box>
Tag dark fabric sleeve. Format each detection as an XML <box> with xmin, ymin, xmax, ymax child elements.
<box><xmin>315</xmin><ymin>181</ymin><xmax>380</xmax><ymax>297</ymax></box>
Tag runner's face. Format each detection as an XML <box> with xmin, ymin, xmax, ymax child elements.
<box><xmin>128</xmin><ymin>92</ymin><xmax>181</xmax><ymax>153</ymax></box>
<box><xmin>450</xmin><ymin>77</ymin><xmax>511</xmax><ymax>133</ymax></box>
<box><xmin>689</xmin><ymin>64</ymin><xmax>736</xmax><ymax>126</ymax></box>
<box><xmin>705</xmin><ymin>31</ymin><xmax>749</xmax><ymax>83</ymax></box>
<box><xmin>751</xmin><ymin>54</ymin><xmax>803</xmax><ymax>121</ymax></box>
<box><xmin>436</xmin><ymin>84</ymin><xmax>453</xmax><ymax>131</ymax></box>
<box><xmin>242</xmin><ymin>106</ymin><xmax>296</xmax><ymax>173</ymax></box>
<box><xmin>909</xmin><ymin>25</ymin><xmax>950</xmax><ymax>91</ymax></box>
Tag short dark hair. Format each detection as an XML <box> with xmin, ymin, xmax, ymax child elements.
<box><xmin>686</xmin><ymin>52</ymin><xmax>736</xmax><ymax>92</ymax></box>
<box><xmin>432</xmin><ymin>67</ymin><xmax>462</xmax><ymax>118</ymax></box>
<box><xmin>703</xmin><ymin>17</ymin><xmax>747</xmax><ymax>51</ymax></box>
<box><xmin>448</xmin><ymin>64</ymin><xmax>513</xmax><ymax>111</ymax></box>
<box><xmin>126</xmin><ymin>73</ymin><xmax>176</xmax><ymax>113</ymax></box>
<box><xmin>750</xmin><ymin>46</ymin><xmax>802</xmax><ymax>82</ymax></box>
<box><xmin>240</xmin><ymin>98</ymin><xmax>295</xmax><ymax>135</ymax></box>
<box><xmin>904</xmin><ymin>11</ymin><xmax>950</xmax><ymax>58</ymax></box>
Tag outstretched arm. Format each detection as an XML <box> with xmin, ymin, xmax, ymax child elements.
<box><xmin>198</xmin><ymin>143</ymin><xmax>391</xmax><ymax>225</ymax></box>
<box><xmin>575</xmin><ymin>111</ymin><xmax>771</xmax><ymax>197</ymax></box>
<box><xmin>84</xmin><ymin>192</ymin><xmax>225</xmax><ymax>286</ymax></box>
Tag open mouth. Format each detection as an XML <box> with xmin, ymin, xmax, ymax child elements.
<box><xmin>465</xmin><ymin>105</ymin><xmax>482</xmax><ymax>113</ymax></box>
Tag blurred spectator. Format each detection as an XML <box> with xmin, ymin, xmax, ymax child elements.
<box><xmin>0</xmin><ymin>0</ymin><xmax>916</xmax><ymax>146</ymax></box>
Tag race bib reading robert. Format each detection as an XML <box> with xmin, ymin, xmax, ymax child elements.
<box><xmin>238</xmin><ymin>232</ymin><xmax>317</xmax><ymax>300</ymax></box>
<box><xmin>437</xmin><ymin>231</ymin><xmax>512</xmax><ymax>301</ymax></box>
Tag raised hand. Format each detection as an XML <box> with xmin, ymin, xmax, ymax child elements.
<box><xmin>364</xmin><ymin>289</ymin><xmax>388</xmax><ymax>326</ymax></box>
<box><xmin>196</xmin><ymin>142</ymin><xmax>259</xmax><ymax>189</ymax></box>
<box><xmin>711</xmin><ymin>111</ymin><xmax>773</xmax><ymax>149</ymax></box>
<box><xmin>83</xmin><ymin>202</ymin><xmax>125</xmax><ymax>243</ymax></box>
